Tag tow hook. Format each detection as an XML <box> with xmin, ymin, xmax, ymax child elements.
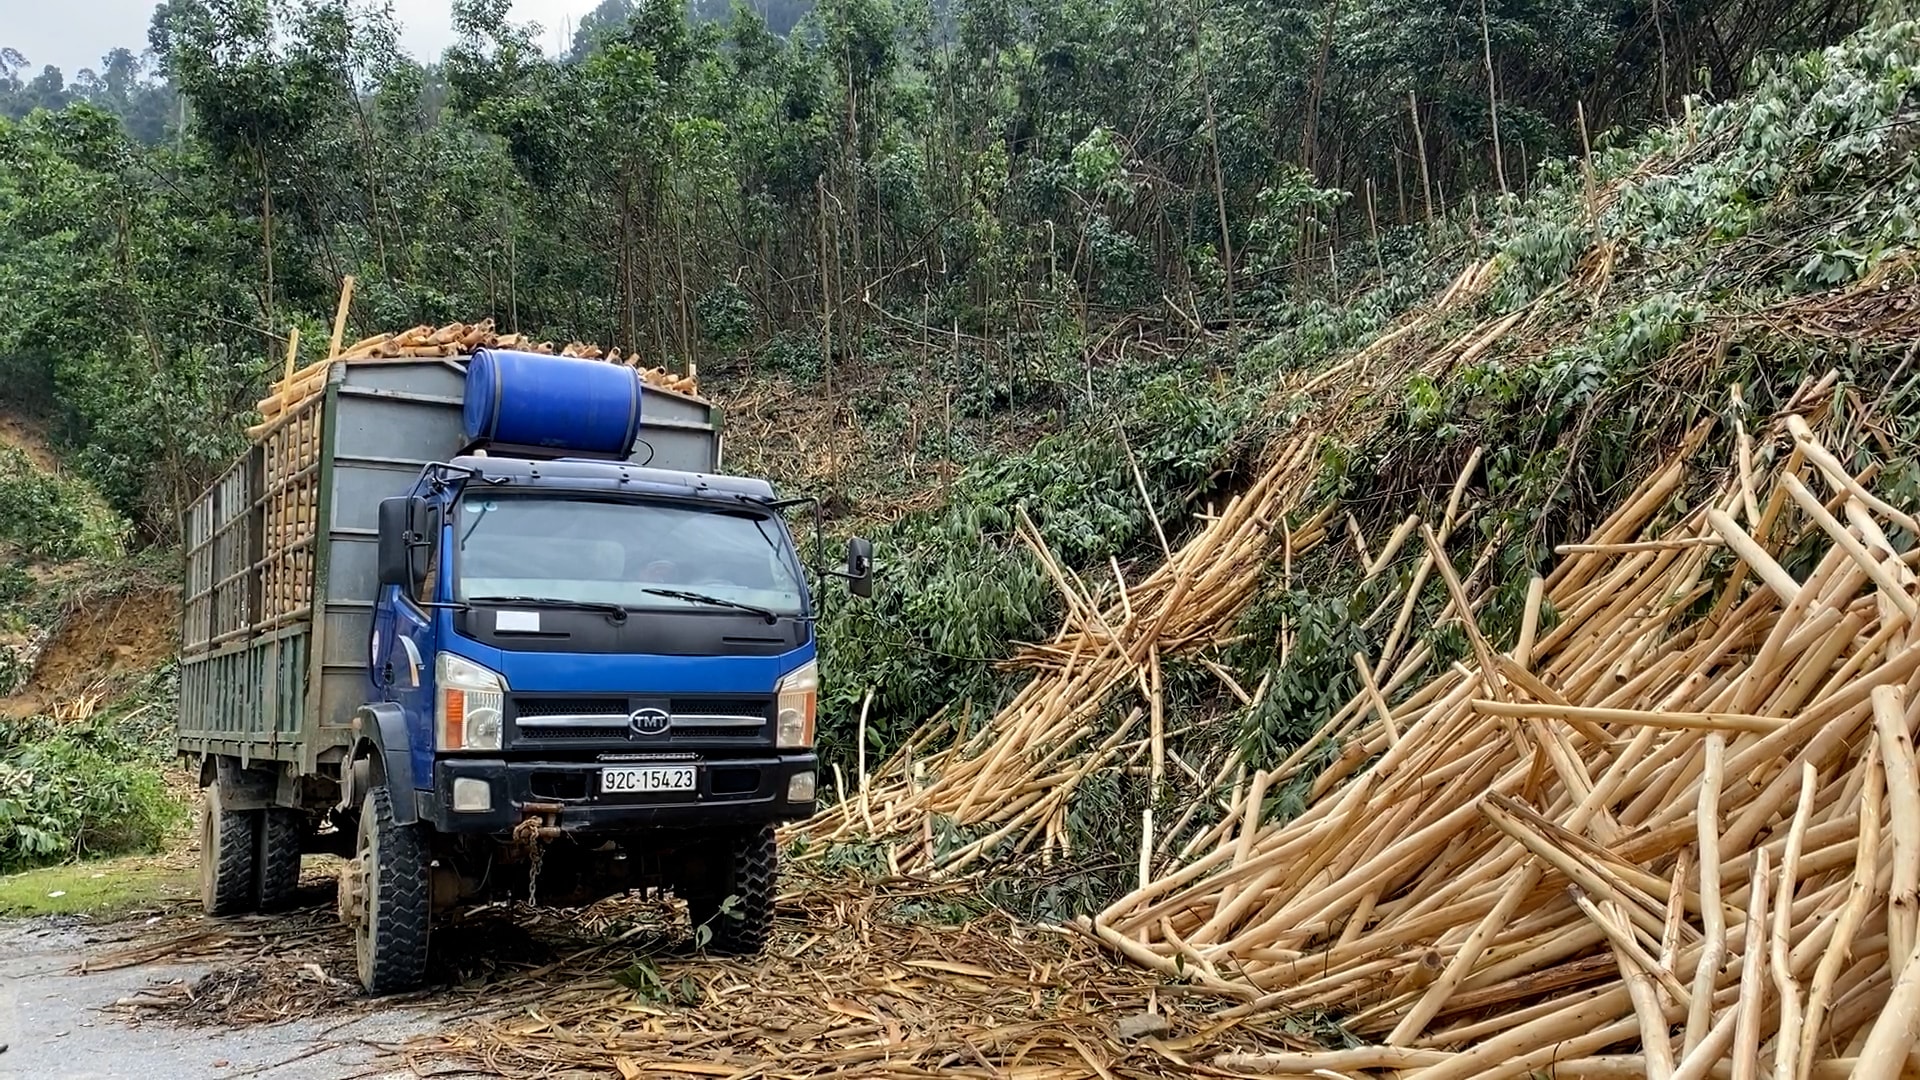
<box><xmin>520</xmin><ymin>800</ymin><xmax>565</xmax><ymax>841</ymax></box>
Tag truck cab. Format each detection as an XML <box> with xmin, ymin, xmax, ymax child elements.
<box><xmin>179</xmin><ymin>350</ymin><xmax>870</xmax><ymax>993</ymax></box>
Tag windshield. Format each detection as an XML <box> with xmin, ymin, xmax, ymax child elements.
<box><xmin>454</xmin><ymin>495</ymin><xmax>806</xmax><ymax>615</ymax></box>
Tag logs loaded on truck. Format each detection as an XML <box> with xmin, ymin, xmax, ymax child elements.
<box><xmin>178</xmin><ymin>346</ymin><xmax>873</xmax><ymax>993</ymax></box>
<box><xmin>251</xmin><ymin>317</ymin><xmax>700</xmax><ymax>439</ymax></box>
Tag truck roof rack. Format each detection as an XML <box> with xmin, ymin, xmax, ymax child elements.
<box><xmin>446</xmin><ymin>454</ymin><xmax>779</xmax><ymax>502</ymax></box>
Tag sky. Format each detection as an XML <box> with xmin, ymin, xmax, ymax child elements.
<box><xmin>1</xmin><ymin>0</ymin><xmax>601</xmax><ymax>76</ymax></box>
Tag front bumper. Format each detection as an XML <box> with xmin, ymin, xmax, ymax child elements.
<box><xmin>417</xmin><ymin>753</ymin><xmax>818</xmax><ymax>834</ymax></box>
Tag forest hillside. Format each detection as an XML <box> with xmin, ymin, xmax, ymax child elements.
<box><xmin>4</xmin><ymin>3</ymin><xmax>1920</xmax><ymax>1075</ymax></box>
<box><xmin>0</xmin><ymin>0</ymin><xmax>1879</xmax><ymax>739</ymax></box>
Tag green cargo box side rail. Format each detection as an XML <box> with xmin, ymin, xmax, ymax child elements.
<box><xmin>178</xmin><ymin>358</ymin><xmax>722</xmax><ymax>776</ymax></box>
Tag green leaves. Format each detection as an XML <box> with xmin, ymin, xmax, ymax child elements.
<box><xmin>815</xmin><ymin>363</ymin><xmax>1250</xmax><ymax>762</ymax></box>
<box><xmin>1609</xmin><ymin>294</ymin><xmax>1701</xmax><ymax>367</ymax></box>
<box><xmin>1067</xmin><ymin>126</ymin><xmax>1129</xmax><ymax>202</ymax></box>
<box><xmin>1247</xmin><ymin>167</ymin><xmax>1349</xmax><ymax>278</ymax></box>
<box><xmin>1798</xmin><ymin>245</ymin><xmax>1871</xmax><ymax>287</ymax></box>
<box><xmin>0</xmin><ymin>447</ymin><xmax>127</xmax><ymax>562</ymax></box>
<box><xmin>0</xmin><ymin>713</ymin><xmax>182</xmax><ymax>873</ymax></box>
<box><xmin>613</xmin><ymin>959</ymin><xmax>704</xmax><ymax>1005</ymax></box>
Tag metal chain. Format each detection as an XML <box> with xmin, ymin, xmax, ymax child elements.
<box><xmin>512</xmin><ymin>816</ymin><xmax>547</xmax><ymax>908</ymax></box>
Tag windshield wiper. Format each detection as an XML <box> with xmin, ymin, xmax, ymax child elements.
<box><xmin>641</xmin><ymin>588</ymin><xmax>780</xmax><ymax>624</ymax></box>
<box><xmin>468</xmin><ymin>595</ymin><xmax>630</xmax><ymax>624</ymax></box>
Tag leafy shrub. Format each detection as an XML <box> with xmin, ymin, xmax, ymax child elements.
<box><xmin>697</xmin><ymin>280</ymin><xmax>755</xmax><ymax>349</ymax></box>
<box><xmin>0</xmin><ymin>446</ymin><xmax>127</xmax><ymax>561</ymax></box>
<box><xmin>815</xmin><ymin>364</ymin><xmax>1256</xmax><ymax>762</ymax></box>
<box><xmin>0</xmin><ymin>650</ymin><xmax>26</xmax><ymax>698</ymax></box>
<box><xmin>0</xmin><ymin>562</ymin><xmax>31</xmax><ymax>605</ymax></box>
<box><xmin>0</xmin><ymin>715</ymin><xmax>181</xmax><ymax>872</ymax></box>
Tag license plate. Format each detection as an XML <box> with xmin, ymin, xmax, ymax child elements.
<box><xmin>601</xmin><ymin>765</ymin><xmax>697</xmax><ymax>794</ymax></box>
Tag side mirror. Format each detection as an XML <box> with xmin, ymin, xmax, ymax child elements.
<box><xmin>377</xmin><ymin>498</ymin><xmax>412</xmax><ymax>588</ymax></box>
<box><xmin>844</xmin><ymin>537</ymin><xmax>873</xmax><ymax>598</ymax></box>
<box><xmin>377</xmin><ymin>496</ymin><xmax>433</xmax><ymax>590</ymax></box>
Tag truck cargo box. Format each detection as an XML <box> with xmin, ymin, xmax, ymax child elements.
<box><xmin>177</xmin><ymin>357</ymin><xmax>721</xmax><ymax>772</ymax></box>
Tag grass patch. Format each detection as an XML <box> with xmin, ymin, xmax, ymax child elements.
<box><xmin>0</xmin><ymin>854</ymin><xmax>193</xmax><ymax>917</ymax></box>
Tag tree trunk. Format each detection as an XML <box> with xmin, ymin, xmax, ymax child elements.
<box><xmin>258</xmin><ymin>142</ymin><xmax>275</xmax><ymax>362</ymax></box>
<box><xmin>1479</xmin><ymin>0</ymin><xmax>1508</xmax><ymax>194</ymax></box>
<box><xmin>1299</xmin><ymin>0</ymin><xmax>1342</xmax><ymax>178</ymax></box>
<box><xmin>1408</xmin><ymin>91</ymin><xmax>1435</xmax><ymax>222</ymax></box>
<box><xmin>1192</xmin><ymin>0</ymin><xmax>1235</xmax><ymax>327</ymax></box>
<box><xmin>817</xmin><ymin>175</ymin><xmax>833</xmax><ymax>395</ymax></box>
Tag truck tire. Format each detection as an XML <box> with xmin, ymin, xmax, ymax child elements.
<box><xmin>686</xmin><ymin>825</ymin><xmax>777</xmax><ymax>955</ymax></box>
<box><xmin>255</xmin><ymin>807</ymin><xmax>305</xmax><ymax>911</ymax></box>
<box><xmin>342</xmin><ymin>788</ymin><xmax>430</xmax><ymax>994</ymax></box>
<box><xmin>199</xmin><ymin>779</ymin><xmax>258</xmax><ymax>916</ymax></box>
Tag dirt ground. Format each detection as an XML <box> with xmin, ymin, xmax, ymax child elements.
<box><xmin>0</xmin><ymin>411</ymin><xmax>60</xmax><ymax>474</ymax></box>
<box><xmin>0</xmin><ymin>917</ymin><xmax>447</xmax><ymax>1080</ymax></box>
<box><xmin>23</xmin><ymin>587</ymin><xmax>179</xmax><ymax>697</ymax></box>
<box><xmin>0</xmin><ymin>585</ymin><xmax>180</xmax><ymax>719</ymax></box>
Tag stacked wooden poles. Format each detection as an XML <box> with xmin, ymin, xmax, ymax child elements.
<box><xmin>1082</xmin><ymin>404</ymin><xmax>1920</xmax><ymax>1077</ymax></box>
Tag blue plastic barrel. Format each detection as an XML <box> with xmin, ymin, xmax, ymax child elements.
<box><xmin>462</xmin><ymin>349</ymin><xmax>643</xmax><ymax>456</ymax></box>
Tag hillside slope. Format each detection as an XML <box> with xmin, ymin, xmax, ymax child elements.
<box><xmin>790</xmin><ymin>17</ymin><xmax>1920</xmax><ymax>1074</ymax></box>
<box><xmin>807</xmin><ymin>12</ymin><xmax>1920</xmax><ymax>900</ymax></box>
<box><xmin>406</xmin><ymin>17</ymin><xmax>1920</xmax><ymax>1080</ymax></box>
<box><xmin>0</xmin><ymin>414</ymin><xmax>180</xmax><ymax>872</ymax></box>
<box><xmin>0</xmin><ymin>413</ymin><xmax>172</xmax><ymax>710</ymax></box>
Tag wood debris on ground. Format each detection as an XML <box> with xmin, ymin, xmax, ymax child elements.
<box><xmin>93</xmin><ymin>873</ymin><xmax>1320</xmax><ymax>1077</ymax></box>
<box><xmin>1069</xmin><ymin>389</ymin><xmax>1920</xmax><ymax>1078</ymax></box>
<box><xmin>407</xmin><ymin>881</ymin><xmax>1282</xmax><ymax>1079</ymax></box>
<box><xmin>250</xmin><ymin>278</ymin><xmax>700</xmax><ymax>441</ymax></box>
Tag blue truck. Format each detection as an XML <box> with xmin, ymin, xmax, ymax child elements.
<box><xmin>178</xmin><ymin>350</ymin><xmax>869</xmax><ymax>992</ymax></box>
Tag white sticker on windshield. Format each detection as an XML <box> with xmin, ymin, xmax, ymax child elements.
<box><xmin>496</xmin><ymin>610</ymin><xmax>542</xmax><ymax>633</ymax></box>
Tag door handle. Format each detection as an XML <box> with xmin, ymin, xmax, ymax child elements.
<box><xmin>381</xmin><ymin>662</ymin><xmax>395</xmax><ymax>686</ymax></box>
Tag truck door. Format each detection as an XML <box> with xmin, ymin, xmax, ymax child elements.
<box><xmin>387</xmin><ymin>570</ymin><xmax>437</xmax><ymax>766</ymax></box>
<box><xmin>375</xmin><ymin>506</ymin><xmax>440</xmax><ymax>788</ymax></box>
<box><xmin>384</xmin><ymin>596</ymin><xmax>432</xmax><ymax>712</ymax></box>
<box><xmin>369</xmin><ymin>592</ymin><xmax>396</xmax><ymax>701</ymax></box>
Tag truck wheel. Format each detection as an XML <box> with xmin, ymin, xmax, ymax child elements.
<box><xmin>255</xmin><ymin>808</ymin><xmax>305</xmax><ymax>911</ymax></box>
<box><xmin>687</xmin><ymin>825</ymin><xmax>777</xmax><ymax>955</ymax></box>
<box><xmin>199</xmin><ymin>779</ymin><xmax>258</xmax><ymax>916</ymax></box>
<box><xmin>339</xmin><ymin>788</ymin><xmax>430</xmax><ymax>994</ymax></box>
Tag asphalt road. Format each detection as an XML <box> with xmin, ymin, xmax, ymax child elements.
<box><xmin>0</xmin><ymin>919</ymin><xmax>446</xmax><ymax>1080</ymax></box>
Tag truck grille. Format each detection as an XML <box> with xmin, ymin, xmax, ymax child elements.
<box><xmin>518</xmin><ymin>698</ymin><xmax>626</xmax><ymax>718</ymax></box>
<box><xmin>669</xmin><ymin>697</ymin><xmax>768</xmax><ymax>719</ymax></box>
<box><xmin>508</xmin><ymin>695</ymin><xmax>772</xmax><ymax>744</ymax></box>
<box><xmin>675</xmin><ymin>724</ymin><xmax>760</xmax><ymax>739</ymax></box>
<box><xmin>520</xmin><ymin>723</ymin><xmax>628</xmax><ymax>740</ymax></box>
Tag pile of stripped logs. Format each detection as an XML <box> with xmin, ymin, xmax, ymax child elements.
<box><xmin>1083</xmin><ymin>393</ymin><xmax>1920</xmax><ymax>1079</ymax></box>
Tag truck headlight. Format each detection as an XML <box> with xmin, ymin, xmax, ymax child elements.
<box><xmin>775</xmin><ymin>661</ymin><xmax>817</xmax><ymax>749</ymax></box>
<box><xmin>437</xmin><ymin>652</ymin><xmax>505</xmax><ymax>751</ymax></box>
